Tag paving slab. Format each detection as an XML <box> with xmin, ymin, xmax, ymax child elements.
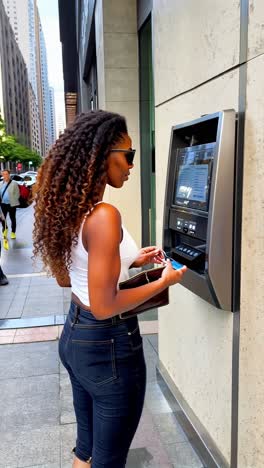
<box><xmin>0</xmin><ymin>427</ymin><xmax>60</xmax><ymax>468</ymax></box>
<box><xmin>152</xmin><ymin>413</ymin><xmax>188</xmax><ymax>444</ymax></box>
<box><xmin>22</xmin><ymin>298</ymin><xmax>64</xmax><ymax>317</ymax></box>
<box><xmin>0</xmin><ymin>315</ymin><xmax>56</xmax><ymax>330</ymax></box>
<box><xmin>60</xmin><ymin>423</ymin><xmax>76</xmax><ymax>465</ymax></box>
<box><xmin>167</xmin><ymin>442</ymin><xmax>204</xmax><ymax>468</ymax></box>
<box><xmin>0</xmin><ymin>336</ymin><xmax>205</xmax><ymax>468</ymax></box>
<box><xmin>59</xmin><ymin>371</ymin><xmax>75</xmax><ymax>425</ymax></box>
<box><xmin>0</xmin><ymin>341</ymin><xmax>59</xmax><ymax>379</ymax></box>
<box><xmin>0</xmin><ymin>299</ymin><xmax>13</xmax><ymax>319</ymax></box>
<box><xmin>0</xmin><ymin>375</ymin><xmax>59</xmax><ymax>432</ymax></box>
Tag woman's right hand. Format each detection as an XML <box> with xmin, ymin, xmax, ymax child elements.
<box><xmin>161</xmin><ymin>260</ymin><xmax>187</xmax><ymax>287</ymax></box>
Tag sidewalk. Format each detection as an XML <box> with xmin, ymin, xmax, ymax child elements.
<box><xmin>0</xmin><ymin>273</ymin><xmax>158</xmax><ymax>344</ymax></box>
<box><xmin>0</xmin><ymin>334</ymin><xmax>205</xmax><ymax>468</ymax></box>
<box><xmin>0</xmin><ymin>274</ymin><xmax>72</xmax><ymax>321</ymax></box>
<box><xmin>0</xmin><ymin>268</ymin><xmax>204</xmax><ymax>467</ymax></box>
<box><xmin>0</xmin><ymin>273</ymin><xmax>157</xmax><ymax>322</ymax></box>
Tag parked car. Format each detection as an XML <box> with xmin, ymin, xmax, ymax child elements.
<box><xmin>11</xmin><ymin>174</ymin><xmax>24</xmax><ymax>183</ymax></box>
<box><xmin>22</xmin><ymin>171</ymin><xmax>38</xmax><ymax>176</ymax></box>
<box><xmin>22</xmin><ymin>174</ymin><xmax>36</xmax><ymax>187</ymax></box>
<box><xmin>0</xmin><ymin>173</ymin><xmax>36</xmax><ymax>188</ymax></box>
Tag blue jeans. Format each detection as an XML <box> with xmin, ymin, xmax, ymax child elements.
<box><xmin>59</xmin><ymin>301</ymin><xmax>146</xmax><ymax>467</ymax></box>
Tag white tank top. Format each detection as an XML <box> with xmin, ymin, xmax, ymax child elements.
<box><xmin>69</xmin><ymin>207</ymin><xmax>139</xmax><ymax>307</ymax></box>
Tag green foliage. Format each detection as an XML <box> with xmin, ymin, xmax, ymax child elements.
<box><xmin>0</xmin><ymin>114</ymin><xmax>5</xmax><ymax>133</ymax></box>
<box><xmin>0</xmin><ymin>114</ymin><xmax>42</xmax><ymax>166</ymax></box>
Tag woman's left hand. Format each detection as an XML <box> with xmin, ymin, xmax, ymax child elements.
<box><xmin>131</xmin><ymin>246</ymin><xmax>165</xmax><ymax>268</ymax></box>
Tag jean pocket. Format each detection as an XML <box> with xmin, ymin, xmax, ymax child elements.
<box><xmin>72</xmin><ymin>338</ymin><xmax>117</xmax><ymax>386</ymax></box>
<box><xmin>128</xmin><ymin>326</ymin><xmax>143</xmax><ymax>352</ymax></box>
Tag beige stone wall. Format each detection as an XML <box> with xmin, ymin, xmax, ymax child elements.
<box><xmin>154</xmin><ymin>0</ymin><xmax>264</xmax><ymax>465</ymax></box>
<box><xmin>95</xmin><ymin>0</ymin><xmax>142</xmax><ymax>247</ymax></box>
<box><xmin>155</xmin><ymin>69</ymin><xmax>238</xmax><ymax>462</ymax></box>
<box><xmin>153</xmin><ymin>0</ymin><xmax>240</xmax><ymax>105</ymax></box>
<box><xmin>237</xmin><ymin>2</ymin><xmax>264</xmax><ymax>464</ymax></box>
<box><xmin>238</xmin><ymin>54</ymin><xmax>264</xmax><ymax>468</ymax></box>
<box><xmin>248</xmin><ymin>0</ymin><xmax>264</xmax><ymax>59</ymax></box>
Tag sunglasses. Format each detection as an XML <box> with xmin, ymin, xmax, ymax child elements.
<box><xmin>110</xmin><ymin>148</ymin><xmax>136</xmax><ymax>165</ymax></box>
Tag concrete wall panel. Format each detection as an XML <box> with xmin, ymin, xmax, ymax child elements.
<box><xmin>238</xmin><ymin>53</ymin><xmax>264</xmax><ymax>468</ymax></box>
<box><xmin>101</xmin><ymin>0</ymin><xmax>141</xmax><ymax>246</ymax></box>
<box><xmin>248</xmin><ymin>0</ymin><xmax>264</xmax><ymax>59</ymax></box>
<box><xmin>153</xmin><ymin>0</ymin><xmax>240</xmax><ymax>105</ymax></box>
<box><xmin>155</xmin><ymin>69</ymin><xmax>239</xmax><ymax>461</ymax></box>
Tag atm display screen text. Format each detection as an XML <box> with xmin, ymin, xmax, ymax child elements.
<box><xmin>174</xmin><ymin>145</ymin><xmax>214</xmax><ymax>212</ymax></box>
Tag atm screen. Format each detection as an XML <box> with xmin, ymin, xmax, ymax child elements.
<box><xmin>174</xmin><ymin>144</ymin><xmax>215</xmax><ymax>211</ymax></box>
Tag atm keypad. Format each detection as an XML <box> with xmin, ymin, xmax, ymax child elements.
<box><xmin>175</xmin><ymin>244</ymin><xmax>202</xmax><ymax>260</ymax></box>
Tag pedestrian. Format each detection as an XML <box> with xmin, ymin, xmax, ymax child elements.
<box><xmin>0</xmin><ymin>206</ymin><xmax>8</xmax><ymax>285</ymax></box>
<box><xmin>33</xmin><ymin>110</ymin><xmax>187</xmax><ymax>468</ymax></box>
<box><xmin>0</xmin><ymin>169</ymin><xmax>20</xmax><ymax>239</ymax></box>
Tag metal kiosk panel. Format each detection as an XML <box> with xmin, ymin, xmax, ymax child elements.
<box><xmin>163</xmin><ymin>110</ymin><xmax>237</xmax><ymax>311</ymax></box>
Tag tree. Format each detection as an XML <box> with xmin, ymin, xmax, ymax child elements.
<box><xmin>0</xmin><ymin>114</ymin><xmax>42</xmax><ymax>166</ymax></box>
<box><xmin>0</xmin><ymin>113</ymin><xmax>6</xmax><ymax>135</ymax></box>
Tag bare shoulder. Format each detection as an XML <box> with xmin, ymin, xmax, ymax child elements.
<box><xmin>83</xmin><ymin>202</ymin><xmax>122</xmax><ymax>246</ymax></box>
<box><xmin>87</xmin><ymin>202</ymin><xmax>121</xmax><ymax>227</ymax></box>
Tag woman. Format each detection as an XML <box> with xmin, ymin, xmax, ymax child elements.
<box><xmin>0</xmin><ymin>206</ymin><xmax>8</xmax><ymax>285</ymax></box>
<box><xmin>33</xmin><ymin>110</ymin><xmax>187</xmax><ymax>468</ymax></box>
<box><xmin>0</xmin><ymin>169</ymin><xmax>20</xmax><ymax>239</ymax></box>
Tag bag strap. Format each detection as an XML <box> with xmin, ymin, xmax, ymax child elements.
<box><xmin>1</xmin><ymin>180</ymin><xmax>12</xmax><ymax>199</ymax></box>
<box><xmin>144</xmin><ymin>272</ymin><xmax>150</xmax><ymax>283</ymax></box>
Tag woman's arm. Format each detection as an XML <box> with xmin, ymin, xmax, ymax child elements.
<box><xmin>84</xmin><ymin>203</ymin><xmax>186</xmax><ymax>320</ymax></box>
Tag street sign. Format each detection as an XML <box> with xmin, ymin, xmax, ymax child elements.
<box><xmin>17</xmin><ymin>162</ymin><xmax>22</xmax><ymax>170</ymax></box>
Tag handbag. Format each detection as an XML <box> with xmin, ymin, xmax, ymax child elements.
<box><xmin>119</xmin><ymin>265</ymin><xmax>169</xmax><ymax>319</ymax></box>
<box><xmin>18</xmin><ymin>184</ymin><xmax>31</xmax><ymax>208</ymax></box>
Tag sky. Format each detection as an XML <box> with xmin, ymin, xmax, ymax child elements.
<box><xmin>37</xmin><ymin>0</ymin><xmax>65</xmax><ymax>134</ymax></box>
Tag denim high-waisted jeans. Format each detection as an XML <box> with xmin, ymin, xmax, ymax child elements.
<box><xmin>59</xmin><ymin>301</ymin><xmax>146</xmax><ymax>467</ymax></box>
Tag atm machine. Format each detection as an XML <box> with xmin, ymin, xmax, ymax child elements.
<box><xmin>163</xmin><ymin>110</ymin><xmax>239</xmax><ymax>311</ymax></box>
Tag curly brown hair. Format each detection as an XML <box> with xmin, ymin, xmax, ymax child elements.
<box><xmin>33</xmin><ymin>110</ymin><xmax>128</xmax><ymax>278</ymax></box>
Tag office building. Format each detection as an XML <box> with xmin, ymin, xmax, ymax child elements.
<box><xmin>38</xmin><ymin>16</ymin><xmax>52</xmax><ymax>155</ymax></box>
<box><xmin>3</xmin><ymin>0</ymin><xmax>54</xmax><ymax>156</ymax></box>
<box><xmin>29</xmin><ymin>82</ymin><xmax>41</xmax><ymax>154</ymax></box>
<box><xmin>49</xmin><ymin>86</ymin><xmax>56</xmax><ymax>144</ymax></box>
<box><xmin>56</xmin><ymin>112</ymin><xmax>65</xmax><ymax>137</ymax></box>
<box><xmin>0</xmin><ymin>0</ymin><xmax>30</xmax><ymax>147</ymax></box>
<box><xmin>3</xmin><ymin>0</ymin><xmax>38</xmax><ymax>100</ymax></box>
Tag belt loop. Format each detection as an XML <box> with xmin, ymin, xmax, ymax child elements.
<box><xmin>71</xmin><ymin>304</ymin><xmax>80</xmax><ymax>328</ymax></box>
